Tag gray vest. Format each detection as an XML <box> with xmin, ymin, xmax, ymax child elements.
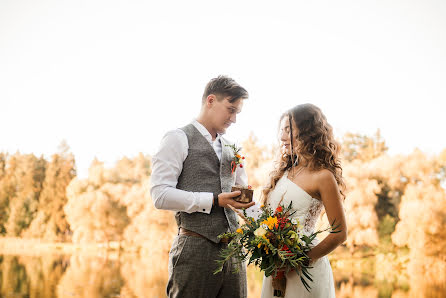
<box><xmin>175</xmin><ymin>124</ymin><xmax>239</xmax><ymax>243</ymax></box>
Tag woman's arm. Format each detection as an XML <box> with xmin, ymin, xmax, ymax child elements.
<box><xmin>306</xmin><ymin>169</ymin><xmax>347</xmax><ymax>262</ymax></box>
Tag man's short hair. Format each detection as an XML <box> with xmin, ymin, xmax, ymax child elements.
<box><xmin>202</xmin><ymin>75</ymin><xmax>249</xmax><ymax>104</ymax></box>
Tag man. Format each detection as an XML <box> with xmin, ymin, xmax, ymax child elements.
<box><xmin>151</xmin><ymin>75</ymin><xmax>255</xmax><ymax>298</ymax></box>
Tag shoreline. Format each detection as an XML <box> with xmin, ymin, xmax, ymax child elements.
<box><xmin>0</xmin><ymin>237</ymin><xmax>139</xmax><ymax>258</ymax></box>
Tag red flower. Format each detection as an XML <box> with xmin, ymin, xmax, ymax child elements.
<box><xmin>281</xmin><ymin>244</ymin><xmax>289</xmax><ymax>251</ymax></box>
<box><xmin>275</xmin><ymin>206</ymin><xmax>283</xmax><ymax>213</ymax></box>
<box><xmin>242</xmin><ymin>156</ymin><xmax>245</xmax><ymax>159</ymax></box>
<box><xmin>239</xmin><ymin>164</ymin><xmax>243</xmax><ymax>168</ymax></box>
<box><xmin>277</xmin><ymin>217</ymin><xmax>289</xmax><ymax>229</ymax></box>
<box><xmin>275</xmin><ymin>270</ymin><xmax>285</xmax><ymax>279</ymax></box>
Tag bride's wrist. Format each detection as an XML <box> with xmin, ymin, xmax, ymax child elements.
<box><xmin>306</xmin><ymin>251</ymin><xmax>316</xmax><ymax>265</ymax></box>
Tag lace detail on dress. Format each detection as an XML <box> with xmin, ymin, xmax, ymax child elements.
<box><xmin>303</xmin><ymin>198</ymin><xmax>323</xmax><ymax>234</ymax></box>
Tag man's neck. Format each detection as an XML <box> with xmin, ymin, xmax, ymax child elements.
<box><xmin>196</xmin><ymin>118</ymin><xmax>218</xmax><ymax>141</ymax></box>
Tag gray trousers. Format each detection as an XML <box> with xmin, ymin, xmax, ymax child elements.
<box><xmin>167</xmin><ymin>234</ymin><xmax>247</xmax><ymax>298</ymax></box>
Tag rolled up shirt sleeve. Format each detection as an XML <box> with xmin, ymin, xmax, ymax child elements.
<box><xmin>150</xmin><ymin>129</ymin><xmax>213</xmax><ymax>214</ymax></box>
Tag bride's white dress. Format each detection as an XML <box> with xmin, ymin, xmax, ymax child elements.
<box><xmin>260</xmin><ymin>172</ymin><xmax>335</xmax><ymax>298</ymax></box>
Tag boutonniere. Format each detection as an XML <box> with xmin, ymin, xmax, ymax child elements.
<box><xmin>225</xmin><ymin>144</ymin><xmax>245</xmax><ymax>174</ymax></box>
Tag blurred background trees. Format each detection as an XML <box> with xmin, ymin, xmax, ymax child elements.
<box><xmin>0</xmin><ymin>132</ymin><xmax>445</xmax><ymax>296</ymax></box>
<box><xmin>1</xmin><ymin>133</ymin><xmax>445</xmax><ymax>255</ymax></box>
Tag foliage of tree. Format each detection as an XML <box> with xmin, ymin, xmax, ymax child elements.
<box><xmin>0</xmin><ymin>131</ymin><xmax>445</xmax><ymax>297</ymax></box>
<box><xmin>241</xmin><ymin>132</ymin><xmax>276</xmax><ymax>201</ymax></box>
<box><xmin>342</xmin><ymin>129</ymin><xmax>387</xmax><ymax>162</ymax></box>
<box><xmin>4</xmin><ymin>154</ymin><xmax>45</xmax><ymax>236</ymax></box>
<box><xmin>343</xmin><ymin>160</ymin><xmax>381</xmax><ymax>248</ymax></box>
<box><xmin>64</xmin><ymin>154</ymin><xmax>151</xmax><ymax>244</ymax></box>
<box><xmin>25</xmin><ymin>144</ymin><xmax>76</xmax><ymax>240</ymax></box>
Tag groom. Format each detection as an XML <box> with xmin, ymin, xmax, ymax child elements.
<box><xmin>151</xmin><ymin>75</ymin><xmax>255</xmax><ymax>298</ymax></box>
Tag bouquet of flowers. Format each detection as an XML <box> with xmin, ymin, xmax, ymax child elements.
<box><xmin>214</xmin><ymin>198</ymin><xmax>340</xmax><ymax>297</ymax></box>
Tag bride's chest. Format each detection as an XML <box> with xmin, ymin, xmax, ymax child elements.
<box><xmin>267</xmin><ymin>176</ymin><xmax>323</xmax><ymax>218</ymax></box>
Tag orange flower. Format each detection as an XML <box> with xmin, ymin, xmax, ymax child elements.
<box><xmin>276</xmin><ymin>206</ymin><xmax>283</xmax><ymax>213</ymax></box>
<box><xmin>262</xmin><ymin>217</ymin><xmax>278</xmax><ymax>230</ymax></box>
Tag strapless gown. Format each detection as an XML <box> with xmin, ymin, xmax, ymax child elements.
<box><xmin>260</xmin><ymin>172</ymin><xmax>335</xmax><ymax>298</ymax></box>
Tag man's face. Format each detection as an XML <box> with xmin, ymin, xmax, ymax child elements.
<box><xmin>209</xmin><ymin>95</ymin><xmax>244</xmax><ymax>134</ymax></box>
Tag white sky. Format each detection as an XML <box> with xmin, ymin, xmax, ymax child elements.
<box><xmin>1</xmin><ymin>0</ymin><xmax>445</xmax><ymax>178</ymax></box>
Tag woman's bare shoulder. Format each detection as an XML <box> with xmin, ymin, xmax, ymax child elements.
<box><xmin>314</xmin><ymin>168</ymin><xmax>336</xmax><ymax>184</ymax></box>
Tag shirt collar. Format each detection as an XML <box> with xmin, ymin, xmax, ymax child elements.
<box><xmin>192</xmin><ymin>120</ymin><xmax>222</xmax><ymax>143</ymax></box>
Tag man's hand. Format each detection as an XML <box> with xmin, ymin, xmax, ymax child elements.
<box><xmin>218</xmin><ymin>191</ymin><xmax>255</xmax><ymax>209</ymax></box>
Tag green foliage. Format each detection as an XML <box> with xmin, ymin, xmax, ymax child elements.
<box><xmin>378</xmin><ymin>214</ymin><xmax>397</xmax><ymax>240</ymax></box>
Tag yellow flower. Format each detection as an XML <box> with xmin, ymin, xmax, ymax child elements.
<box><xmin>236</xmin><ymin>228</ymin><xmax>243</xmax><ymax>234</ymax></box>
<box><xmin>262</xmin><ymin>216</ymin><xmax>278</xmax><ymax>230</ymax></box>
<box><xmin>254</xmin><ymin>227</ymin><xmax>267</xmax><ymax>237</ymax></box>
<box><xmin>257</xmin><ymin>243</ymin><xmax>262</xmax><ymax>248</ymax></box>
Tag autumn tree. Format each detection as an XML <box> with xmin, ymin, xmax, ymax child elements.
<box><xmin>342</xmin><ymin>129</ymin><xmax>387</xmax><ymax>162</ymax></box>
<box><xmin>65</xmin><ymin>179</ymin><xmax>130</xmax><ymax>244</ymax></box>
<box><xmin>5</xmin><ymin>153</ymin><xmax>45</xmax><ymax>237</ymax></box>
<box><xmin>25</xmin><ymin>141</ymin><xmax>76</xmax><ymax>240</ymax></box>
<box><xmin>342</xmin><ymin>160</ymin><xmax>380</xmax><ymax>249</ymax></box>
<box><xmin>0</xmin><ymin>152</ymin><xmax>6</xmax><ymax>179</ymax></box>
<box><xmin>240</xmin><ymin>132</ymin><xmax>276</xmax><ymax>205</ymax></box>
<box><xmin>391</xmin><ymin>150</ymin><xmax>446</xmax><ymax>293</ymax></box>
<box><xmin>64</xmin><ymin>154</ymin><xmax>151</xmax><ymax>244</ymax></box>
<box><xmin>438</xmin><ymin>148</ymin><xmax>446</xmax><ymax>183</ymax></box>
<box><xmin>0</xmin><ymin>152</ymin><xmax>10</xmax><ymax>234</ymax></box>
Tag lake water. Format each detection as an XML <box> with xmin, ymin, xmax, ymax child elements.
<box><xmin>0</xmin><ymin>253</ymin><xmax>444</xmax><ymax>298</ymax></box>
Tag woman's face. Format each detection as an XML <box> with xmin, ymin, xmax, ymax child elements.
<box><xmin>279</xmin><ymin>116</ymin><xmax>297</xmax><ymax>155</ymax></box>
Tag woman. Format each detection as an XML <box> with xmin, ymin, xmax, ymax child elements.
<box><xmin>261</xmin><ymin>103</ymin><xmax>347</xmax><ymax>298</ymax></box>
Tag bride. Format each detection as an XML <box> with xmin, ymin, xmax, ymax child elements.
<box><xmin>260</xmin><ymin>103</ymin><xmax>347</xmax><ymax>298</ymax></box>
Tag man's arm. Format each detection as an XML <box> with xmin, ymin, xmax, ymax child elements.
<box><xmin>150</xmin><ymin>130</ymin><xmax>213</xmax><ymax>214</ymax></box>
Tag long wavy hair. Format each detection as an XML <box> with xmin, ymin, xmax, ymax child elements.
<box><xmin>261</xmin><ymin>103</ymin><xmax>346</xmax><ymax>204</ymax></box>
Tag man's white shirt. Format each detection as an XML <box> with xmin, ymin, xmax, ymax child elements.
<box><xmin>150</xmin><ymin>120</ymin><xmax>248</xmax><ymax>214</ymax></box>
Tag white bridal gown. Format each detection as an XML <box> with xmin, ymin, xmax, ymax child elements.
<box><xmin>260</xmin><ymin>172</ymin><xmax>335</xmax><ymax>298</ymax></box>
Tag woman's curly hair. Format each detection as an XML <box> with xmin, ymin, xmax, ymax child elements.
<box><xmin>261</xmin><ymin>103</ymin><xmax>346</xmax><ymax>204</ymax></box>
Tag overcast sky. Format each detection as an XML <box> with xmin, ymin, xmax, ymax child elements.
<box><xmin>1</xmin><ymin>0</ymin><xmax>445</xmax><ymax>177</ymax></box>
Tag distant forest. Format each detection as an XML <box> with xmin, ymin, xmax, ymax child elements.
<box><xmin>1</xmin><ymin>131</ymin><xmax>445</xmax><ymax>286</ymax></box>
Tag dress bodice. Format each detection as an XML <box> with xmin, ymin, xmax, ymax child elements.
<box><xmin>261</xmin><ymin>172</ymin><xmax>335</xmax><ymax>298</ymax></box>
<box><xmin>267</xmin><ymin>172</ymin><xmax>324</xmax><ymax>236</ymax></box>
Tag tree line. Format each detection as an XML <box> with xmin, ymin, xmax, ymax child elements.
<box><xmin>1</xmin><ymin>132</ymin><xmax>445</xmax><ymax>283</ymax></box>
